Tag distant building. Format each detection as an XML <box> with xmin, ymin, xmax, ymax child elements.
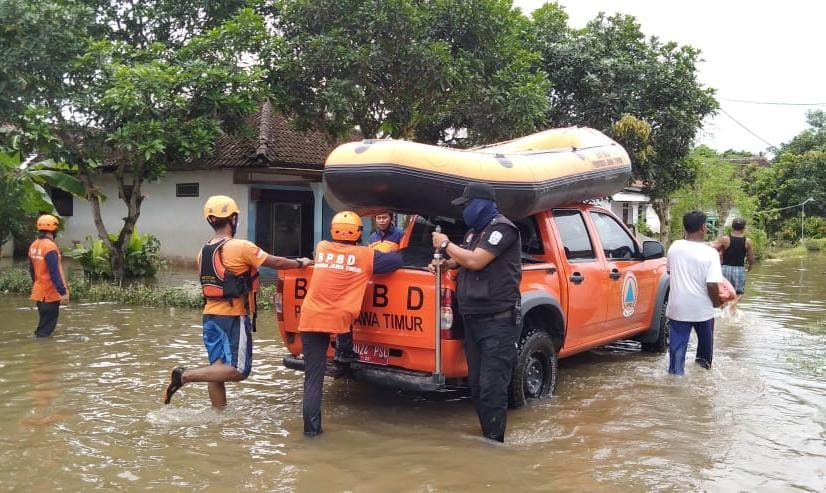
<box><xmin>594</xmin><ymin>181</ymin><xmax>660</xmax><ymax>236</ymax></box>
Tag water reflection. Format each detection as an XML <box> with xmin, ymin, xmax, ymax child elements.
<box><xmin>0</xmin><ymin>255</ymin><xmax>823</xmax><ymax>491</ymax></box>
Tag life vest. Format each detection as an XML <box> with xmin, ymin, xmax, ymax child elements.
<box><xmin>200</xmin><ymin>238</ymin><xmax>257</xmax><ymax>311</ymax></box>
<box><xmin>29</xmin><ymin>237</ymin><xmax>66</xmax><ymax>303</ymax></box>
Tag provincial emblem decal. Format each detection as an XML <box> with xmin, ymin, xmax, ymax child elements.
<box><xmin>621</xmin><ymin>272</ymin><xmax>638</xmax><ymax>317</ymax></box>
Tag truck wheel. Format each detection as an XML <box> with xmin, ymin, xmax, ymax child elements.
<box><xmin>508</xmin><ymin>331</ymin><xmax>558</xmax><ymax>409</ymax></box>
<box><xmin>641</xmin><ymin>297</ymin><xmax>669</xmax><ymax>353</ymax></box>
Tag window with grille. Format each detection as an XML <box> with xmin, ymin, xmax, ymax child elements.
<box><xmin>176</xmin><ymin>183</ymin><xmax>199</xmax><ymax>197</ymax></box>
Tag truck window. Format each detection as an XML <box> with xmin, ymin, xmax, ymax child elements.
<box><xmin>589</xmin><ymin>211</ymin><xmax>639</xmax><ymax>260</ymax></box>
<box><xmin>403</xmin><ymin>215</ymin><xmax>540</xmax><ymax>266</ymax></box>
<box><xmin>402</xmin><ymin>216</ymin><xmax>469</xmax><ymax>267</ymax></box>
<box><xmin>513</xmin><ymin>217</ymin><xmax>544</xmax><ymax>255</ymax></box>
<box><xmin>552</xmin><ymin>209</ymin><xmax>596</xmax><ymax>260</ymax></box>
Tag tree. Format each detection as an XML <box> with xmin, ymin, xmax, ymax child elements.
<box><xmin>530</xmin><ymin>6</ymin><xmax>718</xmax><ymax>243</ymax></box>
<box><xmin>744</xmin><ymin>111</ymin><xmax>826</xmax><ymax>239</ymax></box>
<box><xmin>0</xmin><ymin>151</ymin><xmax>86</xmax><ymax>248</ymax></box>
<box><xmin>0</xmin><ymin>1</ymin><xmax>266</xmax><ymax>279</ymax></box>
<box><xmin>266</xmin><ymin>0</ymin><xmax>550</xmax><ymax>145</ymax></box>
<box><xmin>669</xmin><ymin>146</ymin><xmax>756</xmax><ymax>239</ymax></box>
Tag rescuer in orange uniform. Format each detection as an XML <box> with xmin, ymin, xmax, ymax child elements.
<box><xmin>28</xmin><ymin>214</ymin><xmax>69</xmax><ymax>338</ymax></box>
<box><xmin>298</xmin><ymin>211</ymin><xmax>402</xmax><ymax>436</ymax></box>
<box><xmin>164</xmin><ymin>195</ymin><xmax>312</xmax><ymax>408</ymax></box>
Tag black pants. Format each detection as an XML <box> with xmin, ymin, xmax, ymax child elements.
<box><xmin>301</xmin><ymin>331</ymin><xmax>331</xmax><ymax>436</ymax></box>
<box><xmin>463</xmin><ymin>312</ymin><xmax>518</xmax><ymax>442</ymax></box>
<box><xmin>35</xmin><ymin>301</ymin><xmax>61</xmax><ymax>338</ymax></box>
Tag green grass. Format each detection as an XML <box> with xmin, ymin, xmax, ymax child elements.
<box><xmin>764</xmin><ymin>238</ymin><xmax>826</xmax><ymax>259</ymax></box>
<box><xmin>0</xmin><ymin>268</ymin><xmax>276</xmax><ymax>310</ymax></box>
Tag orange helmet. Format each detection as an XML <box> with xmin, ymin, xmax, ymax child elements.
<box><xmin>203</xmin><ymin>195</ymin><xmax>240</xmax><ymax>221</ymax></box>
<box><xmin>331</xmin><ymin>211</ymin><xmax>363</xmax><ymax>241</ymax></box>
<box><xmin>35</xmin><ymin>214</ymin><xmax>60</xmax><ymax>232</ymax></box>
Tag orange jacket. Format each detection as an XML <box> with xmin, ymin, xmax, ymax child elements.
<box><xmin>298</xmin><ymin>241</ymin><xmax>375</xmax><ymax>334</ymax></box>
<box><xmin>29</xmin><ymin>237</ymin><xmax>67</xmax><ymax>303</ymax></box>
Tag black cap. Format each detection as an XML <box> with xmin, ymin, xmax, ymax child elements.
<box><xmin>451</xmin><ymin>182</ymin><xmax>496</xmax><ymax>206</ymax></box>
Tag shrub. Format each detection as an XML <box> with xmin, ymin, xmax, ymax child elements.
<box><xmin>775</xmin><ymin>216</ymin><xmax>826</xmax><ymax>244</ymax></box>
<box><xmin>747</xmin><ymin>227</ymin><xmax>768</xmax><ymax>260</ymax></box>
<box><xmin>1</xmin><ymin>266</ymin><xmax>277</xmax><ymax>311</ymax></box>
<box><xmin>0</xmin><ymin>268</ymin><xmax>33</xmax><ymax>293</ymax></box>
<box><xmin>67</xmin><ymin>231</ymin><xmax>164</xmax><ymax>279</ymax></box>
<box><xmin>803</xmin><ymin>239</ymin><xmax>824</xmax><ymax>251</ymax></box>
<box><xmin>635</xmin><ymin>220</ymin><xmax>654</xmax><ymax>237</ymax></box>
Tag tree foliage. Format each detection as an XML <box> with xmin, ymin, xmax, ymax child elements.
<box><xmin>530</xmin><ymin>5</ymin><xmax>717</xmax><ymax>242</ymax></box>
<box><xmin>0</xmin><ymin>151</ymin><xmax>86</xmax><ymax>246</ymax></box>
<box><xmin>0</xmin><ymin>1</ymin><xmax>266</xmax><ymax>278</ymax></box>
<box><xmin>744</xmin><ymin>111</ymin><xmax>826</xmax><ymax>239</ymax></box>
<box><xmin>267</xmin><ymin>0</ymin><xmax>550</xmax><ymax>144</ymax></box>
<box><xmin>669</xmin><ymin>145</ymin><xmax>756</xmax><ymax>239</ymax></box>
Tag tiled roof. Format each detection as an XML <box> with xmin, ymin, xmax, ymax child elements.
<box><xmin>169</xmin><ymin>101</ymin><xmax>348</xmax><ymax>172</ymax></box>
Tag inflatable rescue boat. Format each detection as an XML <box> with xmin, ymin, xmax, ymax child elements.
<box><xmin>323</xmin><ymin>127</ymin><xmax>631</xmax><ymax>219</ymax></box>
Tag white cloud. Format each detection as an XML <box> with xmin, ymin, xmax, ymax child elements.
<box><xmin>513</xmin><ymin>0</ymin><xmax>826</xmax><ymax>153</ymax></box>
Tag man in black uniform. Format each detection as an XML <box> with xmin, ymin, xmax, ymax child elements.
<box><xmin>431</xmin><ymin>182</ymin><xmax>522</xmax><ymax>442</ymax></box>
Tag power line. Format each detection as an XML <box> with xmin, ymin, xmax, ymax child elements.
<box><xmin>720</xmin><ymin>97</ymin><xmax>826</xmax><ymax>107</ymax></box>
<box><xmin>717</xmin><ymin>107</ymin><xmax>776</xmax><ymax>149</ymax></box>
<box><xmin>754</xmin><ymin>198</ymin><xmax>814</xmax><ymax>215</ymax></box>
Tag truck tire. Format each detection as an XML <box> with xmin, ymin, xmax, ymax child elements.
<box><xmin>641</xmin><ymin>297</ymin><xmax>669</xmax><ymax>353</ymax></box>
<box><xmin>508</xmin><ymin>331</ymin><xmax>558</xmax><ymax>409</ymax></box>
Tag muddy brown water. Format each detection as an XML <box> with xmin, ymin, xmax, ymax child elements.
<box><xmin>0</xmin><ymin>255</ymin><xmax>824</xmax><ymax>492</ymax></box>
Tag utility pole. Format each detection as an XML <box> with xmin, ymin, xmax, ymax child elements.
<box><xmin>801</xmin><ymin>197</ymin><xmax>814</xmax><ymax>242</ymax></box>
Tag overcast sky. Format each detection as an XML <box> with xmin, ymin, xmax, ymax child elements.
<box><xmin>513</xmin><ymin>0</ymin><xmax>825</xmax><ymax>155</ymax></box>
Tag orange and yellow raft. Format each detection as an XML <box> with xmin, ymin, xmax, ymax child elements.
<box><xmin>323</xmin><ymin>127</ymin><xmax>631</xmax><ymax>219</ymax></box>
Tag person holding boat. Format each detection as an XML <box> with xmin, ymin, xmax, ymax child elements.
<box><xmin>28</xmin><ymin>214</ymin><xmax>69</xmax><ymax>338</ymax></box>
<box><xmin>164</xmin><ymin>195</ymin><xmax>312</xmax><ymax>408</ymax></box>
<box><xmin>367</xmin><ymin>210</ymin><xmax>403</xmax><ymax>252</ymax></box>
<box><xmin>430</xmin><ymin>182</ymin><xmax>522</xmax><ymax>443</ymax></box>
<box><xmin>712</xmin><ymin>217</ymin><xmax>755</xmax><ymax>303</ymax></box>
<box><xmin>297</xmin><ymin>211</ymin><xmax>403</xmax><ymax>436</ymax></box>
<box><xmin>666</xmin><ymin>210</ymin><xmax>724</xmax><ymax>375</ymax></box>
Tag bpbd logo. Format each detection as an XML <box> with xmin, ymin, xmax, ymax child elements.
<box><xmin>621</xmin><ymin>272</ymin><xmax>638</xmax><ymax>317</ymax></box>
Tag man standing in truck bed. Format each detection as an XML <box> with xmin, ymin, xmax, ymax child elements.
<box><xmin>431</xmin><ymin>182</ymin><xmax>522</xmax><ymax>443</ymax></box>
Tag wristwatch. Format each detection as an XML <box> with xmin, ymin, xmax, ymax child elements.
<box><xmin>439</xmin><ymin>239</ymin><xmax>450</xmax><ymax>251</ymax></box>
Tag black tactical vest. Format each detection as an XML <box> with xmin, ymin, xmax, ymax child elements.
<box><xmin>456</xmin><ymin>215</ymin><xmax>522</xmax><ymax>315</ymax></box>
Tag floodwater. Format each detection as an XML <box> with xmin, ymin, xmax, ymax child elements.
<box><xmin>0</xmin><ymin>256</ymin><xmax>824</xmax><ymax>492</ymax></box>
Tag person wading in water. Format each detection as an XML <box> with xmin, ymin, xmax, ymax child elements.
<box><xmin>164</xmin><ymin>195</ymin><xmax>312</xmax><ymax>407</ymax></box>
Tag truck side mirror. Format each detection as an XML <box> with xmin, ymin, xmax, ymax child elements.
<box><xmin>641</xmin><ymin>240</ymin><xmax>665</xmax><ymax>259</ymax></box>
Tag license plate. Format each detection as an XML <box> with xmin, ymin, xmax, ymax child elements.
<box><xmin>353</xmin><ymin>342</ymin><xmax>389</xmax><ymax>366</ymax></box>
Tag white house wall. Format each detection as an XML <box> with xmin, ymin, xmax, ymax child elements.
<box><xmin>62</xmin><ymin>170</ymin><xmax>248</xmax><ymax>262</ymax></box>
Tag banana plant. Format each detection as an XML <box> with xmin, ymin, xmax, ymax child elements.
<box><xmin>0</xmin><ymin>151</ymin><xmax>86</xmax><ymax>215</ymax></box>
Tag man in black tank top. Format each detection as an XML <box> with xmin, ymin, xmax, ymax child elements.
<box><xmin>713</xmin><ymin>218</ymin><xmax>755</xmax><ymax>301</ymax></box>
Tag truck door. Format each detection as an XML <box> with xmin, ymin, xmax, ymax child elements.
<box><xmin>550</xmin><ymin>209</ymin><xmax>608</xmax><ymax>345</ymax></box>
<box><xmin>588</xmin><ymin>210</ymin><xmax>656</xmax><ymax>335</ymax></box>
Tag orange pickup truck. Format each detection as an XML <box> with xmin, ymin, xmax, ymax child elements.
<box><xmin>277</xmin><ymin>203</ymin><xmax>669</xmax><ymax>408</ymax></box>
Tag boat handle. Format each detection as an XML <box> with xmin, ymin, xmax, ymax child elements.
<box><xmin>569</xmin><ymin>272</ymin><xmax>584</xmax><ymax>284</ymax></box>
<box><xmin>609</xmin><ymin>268</ymin><xmax>621</xmax><ymax>280</ymax></box>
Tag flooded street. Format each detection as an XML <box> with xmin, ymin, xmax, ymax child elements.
<box><xmin>1</xmin><ymin>255</ymin><xmax>824</xmax><ymax>492</ymax></box>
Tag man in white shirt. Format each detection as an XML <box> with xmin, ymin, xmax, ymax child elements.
<box><xmin>666</xmin><ymin>210</ymin><xmax>724</xmax><ymax>375</ymax></box>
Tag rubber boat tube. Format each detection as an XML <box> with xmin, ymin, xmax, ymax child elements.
<box><xmin>323</xmin><ymin>127</ymin><xmax>631</xmax><ymax>219</ymax></box>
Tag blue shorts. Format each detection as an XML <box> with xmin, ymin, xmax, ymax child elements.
<box><xmin>722</xmin><ymin>265</ymin><xmax>746</xmax><ymax>294</ymax></box>
<box><xmin>203</xmin><ymin>315</ymin><xmax>253</xmax><ymax>376</ymax></box>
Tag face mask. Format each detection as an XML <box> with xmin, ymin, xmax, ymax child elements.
<box><xmin>462</xmin><ymin>198</ymin><xmax>498</xmax><ymax>231</ymax></box>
